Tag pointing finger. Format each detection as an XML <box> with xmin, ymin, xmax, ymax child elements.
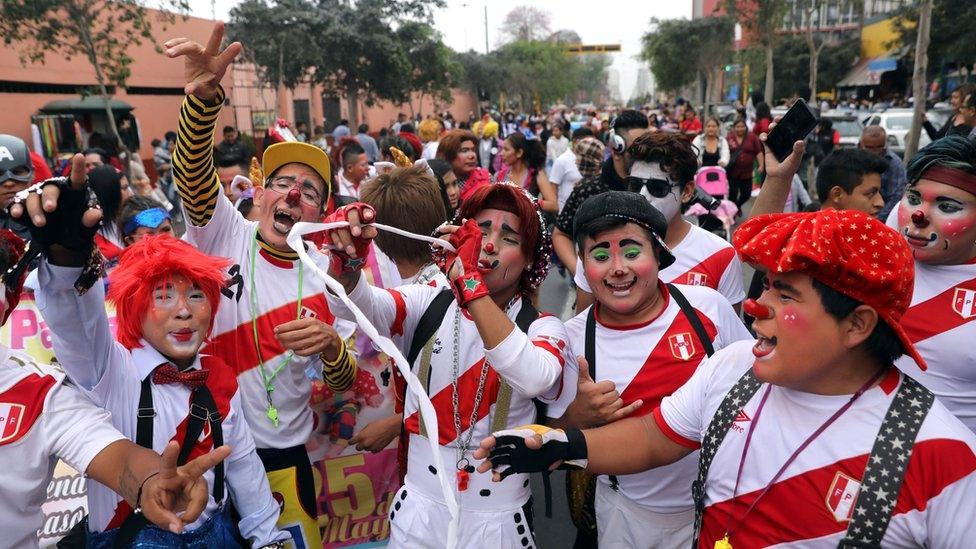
<box><xmin>217</xmin><ymin>41</ymin><xmax>243</xmax><ymax>67</ymax></box>
<box><xmin>205</xmin><ymin>21</ymin><xmax>224</xmax><ymax>56</ymax></box>
<box><xmin>69</xmin><ymin>153</ymin><xmax>87</xmax><ymax>188</ymax></box>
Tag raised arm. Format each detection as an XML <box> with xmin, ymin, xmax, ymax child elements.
<box><xmin>164</xmin><ymin>22</ymin><xmax>242</xmax><ymax>227</ymax></box>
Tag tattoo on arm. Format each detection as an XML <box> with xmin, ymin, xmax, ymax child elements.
<box><xmin>118</xmin><ymin>462</ymin><xmax>141</xmax><ymax>506</ymax></box>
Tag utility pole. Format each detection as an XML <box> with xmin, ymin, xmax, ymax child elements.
<box><xmin>904</xmin><ymin>0</ymin><xmax>933</xmax><ymax>162</ymax></box>
<box><xmin>484</xmin><ymin>5</ymin><xmax>489</xmax><ymax>54</ymax></box>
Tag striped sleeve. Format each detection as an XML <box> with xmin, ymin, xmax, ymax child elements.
<box><xmin>173</xmin><ymin>88</ymin><xmax>225</xmax><ymax>227</ymax></box>
<box><xmin>322</xmin><ymin>334</ymin><xmax>357</xmax><ymax>392</ymax></box>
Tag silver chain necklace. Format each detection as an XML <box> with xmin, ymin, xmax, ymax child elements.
<box><xmin>451</xmin><ymin>294</ymin><xmax>519</xmax><ymax>489</ymax></box>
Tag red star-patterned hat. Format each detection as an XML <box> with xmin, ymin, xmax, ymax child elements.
<box><xmin>734</xmin><ymin>209</ymin><xmax>926</xmax><ymax>370</ymax></box>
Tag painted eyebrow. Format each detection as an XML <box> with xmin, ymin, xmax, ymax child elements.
<box><xmin>619</xmin><ymin>239</ymin><xmax>645</xmax><ymax>248</ymax></box>
<box><xmin>477</xmin><ymin>220</ymin><xmax>492</xmax><ymax>229</ymax></box>
<box><xmin>935</xmin><ymin>196</ymin><xmax>965</xmax><ymax>205</ymax></box>
<box><xmin>771</xmin><ymin>280</ymin><xmax>800</xmax><ymax>296</ymax></box>
<box><xmin>588</xmin><ymin>241</ymin><xmax>610</xmax><ymax>253</ymax></box>
<box><xmin>501</xmin><ymin>223</ymin><xmax>519</xmax><ymax>235</ymax></box>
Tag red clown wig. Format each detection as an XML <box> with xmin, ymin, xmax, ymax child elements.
<box><xmin>108</xmin><ymin>235</ymin><xmax>230</xmax><ymax>349</ymax></box>
<box><xmin>0</xmin><ymin>229</ymin><xmax>27</xmax><ymax>325</ymax></box>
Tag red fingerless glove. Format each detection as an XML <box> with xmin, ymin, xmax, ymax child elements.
<box><xmin>324</xmin><ymin>202</ymin><xmax>374</xmax><ymax>275</ymax></box>
<box><xmin>444</xmin><ymin>219</ymin><xmax>490</xmax><ymax>307</ymax></box>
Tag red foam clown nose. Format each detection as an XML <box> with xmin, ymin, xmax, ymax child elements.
<box><xmin>286</xmin><ymin>187</ymin><xmax>302</xmax><ymax>206</ymax></box>
<box><xmin>911</xmin><ymin>210</ymin><xmax>928</xmax><ymax>227</ymax></box>
<box><xmin>484</xmin><ymin>242</ymin><xmax>495</xmax><ymax>253</ymax></box>
<box><xmin>743</xmin><ymin>298</ymin><xmax>772</xmax><ymax>320</ymax></box>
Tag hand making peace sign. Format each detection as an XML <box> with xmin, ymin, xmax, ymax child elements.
<box><xmin>164</xmin><ymin>21</ymin><xmax>243</xmax><ymax>101</ymax></box>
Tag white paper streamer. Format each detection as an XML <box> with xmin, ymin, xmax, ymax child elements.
<box><xmin>287</xmin><ymin>221</ymin><xmax>459</xmax><ymax>548</ymax></box>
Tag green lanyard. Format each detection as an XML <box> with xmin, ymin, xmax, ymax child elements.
<box><xmin>249</xmin><ymin>229</ymin><xmax>303</xmax><ymax>426</ymax></box>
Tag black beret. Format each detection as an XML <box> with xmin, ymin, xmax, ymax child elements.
<box><xmin>573</xmin><ymin>191</ymin><xmax>675</xmax><ymax>269</ymax></box>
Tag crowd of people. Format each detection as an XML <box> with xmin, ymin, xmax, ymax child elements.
<box><xmin>2</xmin><ymin>21</ymin><xmax>976</xmax><ymax>549</ymax></box>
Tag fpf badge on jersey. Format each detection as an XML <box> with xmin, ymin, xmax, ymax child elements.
<box><xmin>669</xmin><ymin>333</ymin><xmax>697</xmax><ymax>360</ymax></box>
<box><xmin>952</xmin><ymin>287</ymin><xmax>976</xmax><ymax>319</ymax></box>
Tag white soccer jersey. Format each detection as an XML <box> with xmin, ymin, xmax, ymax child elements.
<box><xmin>327</xmin><ymin>273</ymin><xmax>575</xmax><ymax>507</ymax></box>
<box><xmin>558</xmin><ymin>283</ymin><xmax>751</xmax><ymax>513</ymax></box>
<box><xmin>0</xmin><ymin>348</ymin><xmax>125</xmax><ymax>549</ymax></box>
<box><xmin>36</xmin><ymin>263</ymin><xmax>287</xmax><ymax>546</ymax></box>
<box><xmin>896</xmin><ymin>260</ymin><xmax>976</xmax><ymax>432</ymax></box>
<box><xmin>575</xmin><ymin>224</ymin><xmax>745</xmax><ymax>305</ymax></box>
<box><xmin>183</xmin><ymin>193</ymin><xmax>355</xmax><ymax>449</ymax></box>
<box><xmin>658</xmin><ymin>340</ymin><xmax>976</xmax><ymax>548</ymax></box>
<box><xmin>550</xmin><ymin>148</ymin><xmax>581</xmax><ymax>211</ymax></box>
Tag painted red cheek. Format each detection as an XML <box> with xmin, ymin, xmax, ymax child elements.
<box><xmin>779</xmin><ymin>305</ymin><xmax>806</xmax><ymax>331</ymax></box>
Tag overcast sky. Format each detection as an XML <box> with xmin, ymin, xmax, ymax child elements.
<box><xmin>191</xmin><ymin>0</ymin><xmax>692</xmax><ymax>102</ymax></box>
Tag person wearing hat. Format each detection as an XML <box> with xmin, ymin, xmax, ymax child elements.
<box><xmin>893</xmin><ymin>136</ymin><xmax>976</xmax><ymax>433</ymax></box>
<box><xmin>476</xmin><ymin>208</ymin><xmax>976</xmax><ymax>548</ymax></box>
<box><xmin>547</xmin><ymin>191</ymin><xmax>751</xmax><ymax>548</ymax></box>
<box><xmin>573</xmin><ymin>132</ymin><xmax>745</xmax><ymax>312</ymax></box>
<box><xmin>321</xmin><ymin>183</ymin><xmax>575</xmax><ymax>548</ymax></box>
<box><xmin>166</xmin><ymin>22</ymin><xmax>355</xmax><ymax>547</ymax></box>
<box><xmin>0</xmin><ymin>134</ymin><xmax>40</xmax><ymax>240</ymax></box>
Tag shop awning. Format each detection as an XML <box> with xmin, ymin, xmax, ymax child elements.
<box><xmin>40</xmin><ymin>97</ymin><xmax>133</xmax><ymax>113</ymax></box>
<box><xmin>837</xmin><ymin>53</ymin><xmax>902</xmax><ymax>87</ymax></box>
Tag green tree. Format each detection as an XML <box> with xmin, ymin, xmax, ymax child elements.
<box><xmin>577</xmin><ymin>55</ymin><xmax>611</xmax><ymax>104</ymax></box>
<box><xmin>495</xmin><ymin>39</ymin><xmax>580</xmax><ymax>110</ymax></box>
<box><xmin>227</xmin><ymin>0</ymin><xmax>317</xmax><ymax>91</ymax></box>
<box><xmin>397</xmin><ymin>22</ymin><xmax>462</xmax><ymax>116</ymax></box>
<box><xmin>726</xmin><ymin>0</ymin><xmax>789</xmax><ymax>102</ymax></box>
<box><xmin>641</xmin><ymin>15</ymin><xmax>734</xmax><ymax>111</ymax></box>
<box><xmin>888</xmin><ymin>0</ymin><xmax>976</xmax><ymax>83</ymax></box>
<box><xmin>455</xmin><ymin>50</ymin><xmax>505</xmax><ymax>103</ymax></box>
<box><xmin>747</xmin><ymin>34</ymin><xmax>858</xmax><ymax>100</ymax></box>
<box><xmin>0</xmin><ymin>0</ymin><xmax>190</xmax><ymax>163</ymax></box>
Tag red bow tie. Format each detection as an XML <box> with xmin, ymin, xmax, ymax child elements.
<box><xmin>152</xmin><ymin>364</ymin><xmax>209</xmax><ymax>389</ymax></box>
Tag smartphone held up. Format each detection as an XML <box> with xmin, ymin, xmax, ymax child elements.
<box><xmin>764</xmin><ymin>98</ymin><xmax>820</xmax><ymax>162</ymax></box>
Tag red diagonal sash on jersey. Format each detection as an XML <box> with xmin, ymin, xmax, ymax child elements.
<box><xmin>0</xmin><ymin>373</ymin><xmax>55</xmax><ymax>445</ymax></box>
<box><xmin>699</xmin><ymin>438</ymin><xmax>976</xmax><ymax>548</ymax></box>
<box><xmin>106</xmin><ymin>361</ymin><xmax>236</xmax><ymax>529</ymax></box>
<box><xmin>205</xmin><ymin>294</ymin><xmax>335</xmax><ymax>376</ymax></box>
<box><xmin>667</xmin><ymin>247</ymin><xmax>735</xmax><ymax>290</ymax></box>
<box><xmin>900</xmin><ymin>276</ymin><xmax>976</xmax><ymax>344</ymax></box>
<box><xmin>617</xmin><ymin>308</ymin><xmax>717</xmax><ymax>417</ymax></box>
<box><xmin>403</xmin><ymin>358</ymin><xmax>502</xmax><ymax>444</ymax></box>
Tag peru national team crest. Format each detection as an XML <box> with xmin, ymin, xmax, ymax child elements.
<box><xmin>668</xmin><ymin>333</ymin><xmax>696</xmax><ymax>360</ymax></box>
<box><xmin>686</xmin><ymin>272</ymin><xmax>709</xmax><ymax>286</ymax></box>
<box><xmin>952</xmin><ymin>287</ymin><xmax>976</xmax><ymax>319</ymax></box>
<box><xmin>826</xmin><ymin>472</ymin><xmax>861</xmax><ymax>522</ymax></box>
<box><xmin>0</xmin><ymin>403</ymin><xmax>25</xmax><ymax>444</ymax></box>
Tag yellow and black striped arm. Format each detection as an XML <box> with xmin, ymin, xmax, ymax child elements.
<box><xmin>321</xmin><ymin>335</ymin><xmax>357</xmax><ymax>393</ymax></box>
<box><xmin>173</xmin><ymin>87</ymin><xmax>225</xmax><ymax>227</ymax></box>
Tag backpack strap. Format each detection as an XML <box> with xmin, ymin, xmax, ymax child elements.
<box><xmin>667</xmin><ymin>283</ymin><xmax>714</xmax><ymax>357</ymax></box>
<box><xmin>692</xmin><ymin>369</ymin><xmax>764</xmax><ymax>549</ymax></box>
<box><xmin>838</xmin><ymin>374</ymin><xmax>934</xmax><ymax>548</ymax></box>
<box><xmin>489</xmin><ymin>299</ymin><xmax>540</xmax><ymax>433</ymax></box>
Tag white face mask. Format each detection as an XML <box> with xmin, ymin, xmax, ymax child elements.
<box><xmin>633</xmin><ymin>161</ymin><xmax>682</xmax><ymax>222</ymax></box>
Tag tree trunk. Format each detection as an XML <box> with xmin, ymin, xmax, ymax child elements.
<box><xmin>78</xmin><ymin>19</ymin><xmax>130</xmax><ymax>180</ymax></box>
<box><xmin>346</xmin><ymin>89</ymin><xmax>360</xmax><ymax>127</ymax></box>
<box><xmin>764</xmin><ymin>42</ymin><xmax>775</xmax><ymax>104</ymax></box>
<box><xmin>904</xmin><ymin>0</ymin><xmax>933</xmax><ymax>162</ymax></box>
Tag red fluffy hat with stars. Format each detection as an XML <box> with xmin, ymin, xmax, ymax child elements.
<box><xmin>734</xmin><ymin>209</ymin><xmax>926</xmax><ymax>370</ymax></box>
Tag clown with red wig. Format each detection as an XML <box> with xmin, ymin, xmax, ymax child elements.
<box><xmin>321</xmin><ymin>182</ymin><xmax>576</xmax><ymax>548</ymax></box>
<box><xmin>21</xmin><ymin>154</ymin><xmax>288</xmax><ymax>545</ymax></box>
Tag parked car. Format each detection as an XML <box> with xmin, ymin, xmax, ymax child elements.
<box><xmin>821</xmin><ymin>111</ymin><xmax>864</xmax><ymax>148</ymax></box>
<box><xmin>863</xmin><ymin>109</ymin><xmax>942</xmax><ymax>155</ymax></box>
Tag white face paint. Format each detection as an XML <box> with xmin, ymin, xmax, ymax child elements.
<box><xmin>633</xmin><ymin>161</ymin><xmax>682</xmax><ymax>222</ymax></box>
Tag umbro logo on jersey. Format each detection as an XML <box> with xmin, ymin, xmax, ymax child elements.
<box><xmin>668</xmin><ymin>333</ymin><xmax>697</xmax><ymax>360</ymax></box>
<box><xmin>686</xmin><ymin>272</ymin><xmax>709</xmax><ymax>286</ymax></box>
<box><xmin>952</xmin><ymin>287</ymin><xmax>976</xmax><ymax>319</ymax></box>
<box><xmin>733</xmin><ymin>410</ymin><xmax>750</xmax><ymax>422</ymax></box>
<box><xmin>826</xmin><ymin>472</ymin><xmax>861</xmax><ymax>522</ymax></box>
<box><xmin>0</xmin><ymin>403</ymin><xmax>25</xmax><ymax>444</ymax></box>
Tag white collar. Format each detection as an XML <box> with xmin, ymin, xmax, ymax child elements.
<box><xmin>131</xmin><ymin>339</ymin><xmax>203</xmax><ymax>381</ymax></box>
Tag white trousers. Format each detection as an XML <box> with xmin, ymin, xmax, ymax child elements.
<box><xmin>595</xmin><ymin>481</ymin><xmax>695</xmax><ymax>549</ymax></box>
<box><xmin>388</xmin><ymin>483</ymin><xmax>536</xmax><ymax>549</ymax></box>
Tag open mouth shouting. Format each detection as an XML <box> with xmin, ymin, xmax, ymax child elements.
<box><xmin>273</xmin><ymin>207</ymin><xmax>300</xmax><ymax>235</ymax></box>
<box><xmin>753</xmin><ymin>329</ymin><xmax>777</xmax><ymax>359</ymax></box>
<box><xmin>902</xmin><ymin>228</ymin><xmax>942</xmax><ymax>249</ymax></box>
<box><xmin>603</xmin><ymin>277</ymin><xmax>637</xmax><ymax>298</ymax></box>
